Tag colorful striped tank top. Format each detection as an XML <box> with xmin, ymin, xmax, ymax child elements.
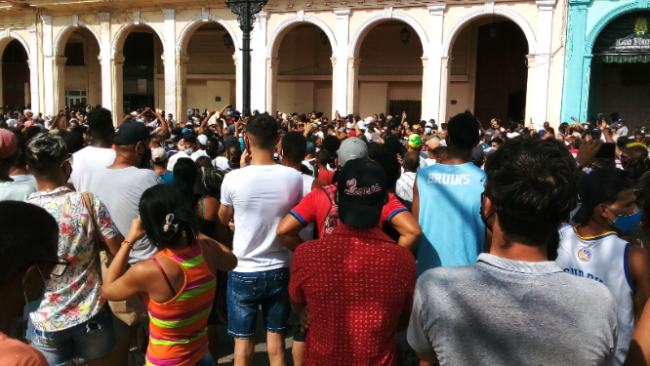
<box><xmin>144</xmin><ymin>244</ymin><xmax>216</xmax><ymax>366</ymax></box>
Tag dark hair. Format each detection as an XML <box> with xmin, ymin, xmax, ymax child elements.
<box><xmin>484</xmin><ymin>139</ymin><xmax>579</xmax><ymax>248</ymax></box>
<box><xmin>86</xmin><ymin>107</ymin><xmax>114</xmax><ymax>141</ymax></box>
<box><xmin>194</xmin><ymin>156</ymin><xmax>212</xmax><ymax>170</ymax></box>
<box><xmin>384</xmin><ymin>135</ymin><xmax>404</xmax><ymax>157</ymax></box>
<box><xmin>373</xmin><ymin>150</ymin><xmax>401</xmax><ymax>190</ymax></box>
<box><xmin>62</xmin><ymin>130</ymin><xmax>85</xmax><ymax>154</ymax></box>
<box><xmin>281</xmin><ymin>131</ymin><xmax>307</xmax><ymax>164</ymax></box>
<box><xmin>447</xmin><ymin>112</ymin><xmax>480</xmax><ymax>150</ymax></box>
<box><xmin>492</xmin><ymin>137</ymin><xmax>504</xmax><ymax>146</ymax></box>
<box><xmin>139</xmin><ymin>185</ymin><xmax>200</xmax><ymax>249</ymax></box>
<box><xmin>183</xmin><ymin>133</ymin><xmax>197</xmax><ymax>145</ymax></box>
<box><xmin>403</xmin><ymin>151</ymin><xmax>420</xmax><ymax>172</ymax></box>
<box><xmin>25</xmin><ymin>134</ymin><xmax>68</xmax><ymax>176</ymax></box>
<box><xmin>315</xmin><ymin>149</ymin><xmax>330</xmax><ymax>165</ymax></box>
<box><xmin>197</xmin><ymin>166</ymin><xmax>225</xmax><ymax>199</ymax></box>
<box><xmin>322</xmin><ymin>135</ymin><xmax>340</xmax><ymax>154</ymax></box>
<box><xmin>0</xmin><ymin>201</ymin><xmax>58</xmax><ymax>283</ymax></box>
<box><xmin>246</xmin><ymin>113</ymin><xmax>278</xmax><ymax>151</ymax></box>
<box><xmin>367</xmin><ymin>142</ymin><xmax>383</xmax><ymax>161</ymax></box>
<box><xmin>173</xmin><ymin>158</ymin><xmax>197</xmax><ymax>201</ymax></box>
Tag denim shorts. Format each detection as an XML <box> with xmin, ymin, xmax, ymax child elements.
<box><xmin>27</xmin><ymin>306</ymin><xmax>117</xmax><ymax>366</ymax></box>
<box><xmin>194</xmin><ymin>351</ymin><xmax>216</xmax><ymax>366</ymax></box>
<box><xmin>227</xmin><ymin>267</ymin><xmax>290</xmax><ymax>339</ymax></box>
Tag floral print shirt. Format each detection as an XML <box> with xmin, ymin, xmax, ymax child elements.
<box><xmin>27</xmin><ymin>187</ymin><xmax>119</xmax><ymax>331</ymax></box>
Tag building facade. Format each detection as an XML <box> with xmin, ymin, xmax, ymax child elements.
<box><xmin>0</xmin><ymin>0</ymin><xmax>566</xmax><ymax>128</ymax></box>
<box><xmin>561</xmin><ymin>0</ymin><xmax>650</xmax><ymax>126</ymax></box>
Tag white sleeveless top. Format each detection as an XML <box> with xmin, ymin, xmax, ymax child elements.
<box><xmin>299</xmin><ymin>174</ymin><xmax>315</xmax><ymax>241</ymax></box>
<box><xmin>556</xmin><ymin>225</ymin><xmax>634</xmax><ymax>365</ymax></box>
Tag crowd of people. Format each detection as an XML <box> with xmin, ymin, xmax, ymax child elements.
<box><xmin>3</xmin><ymin>103</ymin><xmax>650</xmax><ymax>366</ymax></box>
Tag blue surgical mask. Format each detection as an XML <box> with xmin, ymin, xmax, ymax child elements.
<box><xmin>425</xmin><ymin>127</ymin><xmax>432</xmax><ymax>134</ymax></box>
<box><xmin>607</xmin><ymin>207</ymin><xmax>642</xmax><ymax>233</ymax></box>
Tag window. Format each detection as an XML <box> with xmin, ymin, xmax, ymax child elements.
<box><xmin>65</xmin><ymin>43</ymin><xmax>85</xmax><ymax>66</ymax></box>
<box><xmin>65</xmin><ymin>90</ymin><xmax>86</xmax><ymax>107</ymax></box>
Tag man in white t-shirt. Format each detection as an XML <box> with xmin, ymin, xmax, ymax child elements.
<box><xmin>69</xmin><ymin>107</ymin><xmax>117</xmax><ymax>192</ymax></box>
<box><xmin>219</xmin><ymin>112</ymin><xmax>303</xmax><ymax>366</ymax></box>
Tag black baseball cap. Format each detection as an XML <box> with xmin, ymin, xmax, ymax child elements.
<box><xmin>337</xmin><ymin>158</ymin><xmax>388</xmax><ymax>228</ymax></box>
<box><xmin>113</xmin><ymin>122</ymin><xmax>150</xmax><ymax>145</ymax></box>
<box><xmin>573</xmin><ymin>168</ymin><xmax>631</xmax><ymax>224</ymax></box>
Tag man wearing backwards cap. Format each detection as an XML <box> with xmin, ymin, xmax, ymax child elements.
<box><xmin>557</xmin><ymin>168</ymin><xmax>650</xmax><ymax>365</ymax></box>
<box><xmin>0</xmin><ymin>129</ymin><xmax>36</xmax><ymax>201</ymax></box>
<box><xmin>277</xmin><ymin>137</ymin><xmax>421</xmax><ymax>252</ymax></box>
<box><xmin>407</xmin><ymin>134</ymin><xmax>427</xmax><ymax>169</ymax></box>
<box><xmin>289</xmin><ymin>158</ymin><xmax>416</xmax><ymax>366</ymax></box>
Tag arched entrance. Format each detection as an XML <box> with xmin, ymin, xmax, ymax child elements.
<box><xmin>274</xmin><ymin>23</ymin><xmax>333</xmax><ymax>118</ymax></box>
<box><xmin>1</xmin><ymin>39</ymin><xmax>29</xmax><ymax>111</ymax></box>
<box><xmin>55</xmin><ymin>27</ymin><xmax>102</xmax><ymax>110</ymax></box>
<box><xmin>354</xmin><ymin>21</ymin><xmax>423</xmax><ymax>120</ymax></box>
<box><xmin>179</xmin><ymin>22</ymin><xmax>236</xmax><ymax>120</ymax></box>
<box><xmin>447</xmin><ymin>17</ymin><xmax>529</xmax><ymax>126</ymax></box>
<box><xmin>588</xmin><ymin>11</ymin><xmax>650</xmax><ymax>126</ymax></box>
<box><xmin>113</xmin><ymin>23</ymin><xmax>165</xmax><ymax>118</ymax></box>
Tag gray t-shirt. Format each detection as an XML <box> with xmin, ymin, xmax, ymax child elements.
<box><xmin>84</xmin><ymin>166</ymin><xmax>161</xmax><ymax>264</ymax></box>
<box><xmin>408</xmin><ymin>253</ymin><xmax>618</xmax><ymax>366</ymax></box>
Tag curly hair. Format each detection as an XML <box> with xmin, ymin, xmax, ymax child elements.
<box><xmin>484</xmin><ymin>138</ymin><xmax>579</xmax><ymax>247</ymax></box>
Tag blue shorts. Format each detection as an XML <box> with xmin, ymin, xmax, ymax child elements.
<box><xmin>226</xmin><ymin>267</ymin><xmax>290</xmax><ymax>339</ymax></box>
<box><xmin>27</xmin><ymin>306</ymin><xmax>117</xmax><ymax>366</ymax></box>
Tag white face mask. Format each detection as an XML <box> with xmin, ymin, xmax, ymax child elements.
<box><xmin>183</xmin><ymin>147</ymin><xmax>194</xmax><ymax>155</ymax></box>
<box><xmin>565</xmin><ymin>141</ymin><xmax>570</xmax><ymax>146</ymax></box>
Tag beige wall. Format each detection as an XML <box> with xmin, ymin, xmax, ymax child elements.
<box><xmin>186</xmin><ymin>79</ymin><xmax>234</xmax><ymax>111</ymax></box>
<box><xmin>63</xmin><ymin>29</ymin><xmax>102</xmax><ymax>107</ymax></box>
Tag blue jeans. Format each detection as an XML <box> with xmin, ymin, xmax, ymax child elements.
<box><xmin>195</xmin><ymin>351</ymin><xmax>216</xmax><ymax>366</ymax></box>
<box><xmin>27</xmin><ymin>306</ymin><xmax>117</xmax><ymax>366</ymax></box>
<box><xmin>226</xmin><ymin>267</ymin><xmax>290</xmax><ymax>339</ymax></box>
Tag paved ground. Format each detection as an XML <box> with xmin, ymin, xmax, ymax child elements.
<box><xmin>215</xmin><ymin>312</ymin><xmax>419</xmax><ymax>366</ymax></box>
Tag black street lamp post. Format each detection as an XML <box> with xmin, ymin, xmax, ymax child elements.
<box><xmin>226</xmin><ymin>0</ymin><xmax>267</xmax><ymax>117</ymax></box>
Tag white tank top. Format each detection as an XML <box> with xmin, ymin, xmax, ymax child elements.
<box><xmin>299</xmin><ymin>175</ymin><xmax>315</xmax><ymax>241</ymax></box>
<box><xmin>556</xmin><ymin>225</ymin><xmax>634</xmax><ymax>365</ymax></box>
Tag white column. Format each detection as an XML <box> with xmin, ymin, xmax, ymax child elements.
<box><xmin>425</xmin><ymin>4</ymin><xmax>445</xmax><ymax>123</ymax></box>
<box><xmin>438</xmin><ymin>56</ymin><xmax>450</xmax><ymax>125</ymax></box>
<box><xmin>333</xmin><ymin>8</ymin><xmax>350</xmax><ymax>115</ymax></box>
<box><xmin>524</xmin><ymin>54</ymin><xmax>536</xmax><ymax>125</ymax></box>
<box><xmin>27</xmin><ymin>27</ymin><xmax>39</xmax><ymax>114</ymax></box>
<box><xmin>98</xmin><ymin>12</ymin><xmax>112</xmax><ymax>111</ymax></box>
<box><xmin>251</xmin><ymin>12</ymin><xmax>267</xmax><ymax>112</ymax></box>
<box><xmin>532</xmin><ymin>0</ymin><xmax>555</xmax><ymax>129</ymax></box>
<box><xmin>162</xmin><ymin>9</ymin><xmax>177</xmax><ymax>117</ymax></box>
<box><xmin>42</xmin><ymin>15</ymin><xmax>54</xmax><ymax>116</ymax></box>
<box><xmin>265</xmin><ymin>57</ymin><xmax>278</xmax><ymax>114</ymax></box>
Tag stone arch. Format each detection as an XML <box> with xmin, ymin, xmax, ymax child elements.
<box><xmin>267</xmin><ymin>13</ymin><xmax>337</xmax><ymax>59</ymax></box>
<box><xmin>441</xmin><ymin>6</ymin><xmax>537</xmax><ymax>57</ymax></box>
<box><xmin>584</xmin><ymin>2</ymin><xmax>646</xmax><ymax>53</ymax></box>
<box><xmin>0</xmin><ymin>31</ymin><xmax>30</xmax><ymax>59</ymax></box>
<box><xmin>53</xmin><ymin>22</ymin><xmax>101</xmax><ymax>57</ymax></box>
<box><xmin>177</xmin><ymin>15</ymin><xmax>240</xmax><ymax>55</ymax></box>
<box><xmin>112</xmin><ymin>18</ymin><xmax>165</xmax><ymax>56</ymax></box>
<box><xmin>348</xmin><ymin>10</ymin><xmax>429</xmax><ymax>58</ymax></box>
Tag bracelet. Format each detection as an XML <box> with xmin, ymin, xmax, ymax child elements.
<box><xmin>121</xmin><ymin>240</ymin><xmax>133</xmax><ymax>249</ymax></box>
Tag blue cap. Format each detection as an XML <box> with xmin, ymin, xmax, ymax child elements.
<box><xmin>306</xmin><ymin>141</ymin><xmax>316</xmax><ymax>155</ymax></box>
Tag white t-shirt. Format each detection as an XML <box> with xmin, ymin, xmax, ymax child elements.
<box><xmin>69</xmin><ymin>146</ymin><xmax>116</xmax><ymax>192</ymax></box>
<box><xmin>396</xmin><ymin>171</ymin><xmax>417</xmax><ymax>202</ymax></box>
<box><xmin>220</xmin><ymin>164</ymin><xmax>303</xmax><ymax>272</ymax></box>
<box><xmin>425</xmin><ymin>158</ymin><xmax>437</xmax><ymax>166</ymax></box>
<box><xmin>167</xmin><ymin>151</ymin><xmax>191</xmax><ymax>171</ymax></box>
<box><xmin>10</xmin><ymin>174</ymin><xmax>37</xmax><ymax>190</ymax></box>
<box><xmin>190</xmin><ymin>149</ymin><xmax>209</xmax><ymax>161</ymax></box>
<box><xmin>213</xmin><ymin>156</ymin><xmax>231</xmax><ymax>171</ymax></box>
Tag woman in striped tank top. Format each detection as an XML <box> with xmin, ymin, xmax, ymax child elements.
<box><xmin>102</xmin><ymin>185</ymin><xmax>238</xmax><ymax>366</ymax></box>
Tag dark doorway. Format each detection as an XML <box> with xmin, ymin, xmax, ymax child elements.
<box><xmin>473</xmin><ymin>21</ymin><xmax>528</xmax><ymax>127</ymax></box>
<box><xmin>2</xmin><ymin>39</ymin><xmax>29</xmax><ymax>110</ymax></box>
<box><xmin>123</xmin><ymin>32</ymin><xmax>156</xmax><ymax>112</ymax></box>
<box><xmin>389</xmin><ymin>100</ymin><xmax>421</xmax><ymax>123</ymax></box>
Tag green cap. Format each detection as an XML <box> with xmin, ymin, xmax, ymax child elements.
<box><xmin>408</xmin><ymin>134</ymin><xmax>423</xmax><ymax>148</ymax></box>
